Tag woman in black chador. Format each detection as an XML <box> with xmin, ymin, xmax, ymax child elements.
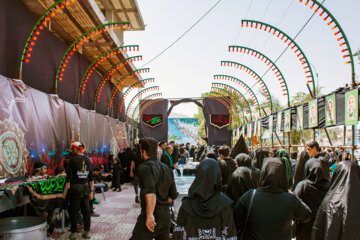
<box><xmin>173</xmin><ymin>158</ymin><xmax>237</xmax><ymax>240</ymax></box>
<box><xmin>234</xmin><ymin>157</ymin><xmax>311</xmax><ymax>240</ymax></box>
<box><xmin>111</xmin><ymin>157</ymin><xmax>122</xmax><ymax>192</ymax></box>
<box><xmin>226</xmin><ymin>153</ymin><xmax>260</xmax><ymax>204</ymax></box>
<box><xmin>292</xmin><ymin>151</ymin><xmax>310</xmax><ymax>191</ymax></box>
<box><xmin>312</xmin><ymin>161</ymin><xmax>360</xmax><ymax>240</ymax></box>
<box><xmin>251</xmin><ymin>148</ymin><xmax>268</xmax><ymax>170</ymax></box>
<box><xmin>294</xmin><ymin>158</ymin><xmax>330</xmax><ymax>240</ymax></box>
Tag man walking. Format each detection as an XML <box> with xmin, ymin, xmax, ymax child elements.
<box><xmin>130</xmin><ymin>137</ymin><xmax>178</xmax><ymax>240</ymax></box>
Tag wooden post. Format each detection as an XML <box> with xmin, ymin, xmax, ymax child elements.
<box><xmin>288</xmin><ymin>132</ymin><xmax>291</xmax><ymax>153</ymax></box>
<box><xmin>343</xmin><ymin>125</ymin><xmax>346</xmax><ymax>160</ymax></box>
<box><xmin>274</xmin><ymin>132</ymin><xmax>283</xmax><ymax>145</ymax></box>
<box><xmin>351</xmin><ymin>125</ymin><xmax>355</xmax><ymax>161</ymax></box>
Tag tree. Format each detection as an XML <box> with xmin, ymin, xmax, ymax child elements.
<box><xmin>354</xmin><ymin>49</ymin><xmax>360</xmax><ymax>64</ymax></box>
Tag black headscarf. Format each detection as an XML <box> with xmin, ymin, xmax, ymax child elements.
<box><xmin>227</xmin><ymin>153</ymin><xmax>260</xmax><ymax>203</ymax></box>
<box><xmin>304</xmin><ymin>158</ymin><xmax>330</xmax><ymax>185</ymax></box>
<box><xmin>258</xmin><ymin>157</ymin><xmax>288</xmax><ymax>193</ymax></box>
<box><xmin>312</xmin><ymin>161</ymin><xmax>360</xmax><ymax>240</ymax></box>
<box><xmin>252</xmin><ymin>148</ymin><xmax>269</xmax><ymax>170</ymax></box>
<box><xmin>230</xmin><ymin>135</ymin><xmax>249</xmax><ymax>159</ymax></box>
<box><xmin>234</xmin><ymin>153</ymin><xmax>252</xmax><ymax>167</ymax></box>
<box><xmin>292</xmin><ymin>150</ymin><xmax>310</xmax><ymax>191</ymax></box>
<box><xmin>182</xmin><ymin>158</ymin><xmax>233</xmax><ymax>218</ymax></box>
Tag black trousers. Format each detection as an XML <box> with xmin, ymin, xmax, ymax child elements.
<box><xmin>69</xmin><ymin>184</ymin><xmax>91</xmax><ymax>232</ymax></box>
<box><xmin>130</xmin><ymin>206</ymin><xmax>170</xmax><ymax>240</ymax></box>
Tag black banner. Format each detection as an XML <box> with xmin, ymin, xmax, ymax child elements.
<box><xmin>242</xmin><ymin>87</ymin><xmax>358</xmax><ymax>136</ymax></box>
<box><xmin>203</xmin><ymin>98</ymin><xmax>231</xmax><ymax>146</ymax></box>
<box><xmin>140</xmin><ymin>100</ymin><xmax>168</xmax><ymax>142</ymax></box>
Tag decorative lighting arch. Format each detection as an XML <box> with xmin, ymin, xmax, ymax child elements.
<box><xmin>220</xmin><ymin>61</ymin><xmax>273</xmax><ymax>110</ymax></box>
<box><xmin>227</xmin><ymin>46</ymin><xmax>290</xmax><ymax>106</ymax></box>
<box><xmin>214</xmin><ymin>74</ymin><xmax>261</xmax><ymax>110</ymax></box>
<box><xmin>126</xmin><ymin>86</ymin><xmax>160</xmax><ymax>117</ymax></box>
<box><xmin>211</xmin><ymin>83</ymin><xmax>253</xmax><ymax>121</ymax></box>
<box><xmin>19</xmin><ymin>0</ymin><xmax>78</xmax><ymax>79</ymax></box>
<box><xmin>208</xmin><ymin>91</ymin><xmax>243</xmax><ymax>124</ymax></box>
<box><xmin>105</xmin><ymin>68</ymin><xmax>150</xmax><ymax>113</ymax></box>
<box><xmin>131</xmin><ymin>93</ymin><xmax>163</xmax><ymax>120</ymax></box>
<box><xmin>298</xmin><ymin>0</ymin><xmax>355</xmax><ymax>85</ymax></box>
<box><xmin>210</xmin><ymin>89</ymin><xmax>245</xmax><ymax>121</ymax></box>
<box><xmin>117</xmin><ymin>78</ymin><xmax>155</xmax><ymax>118</ymax></box>
<box><xmin>54</xmin><ymin>21</ymin><xmax>130</xmax><ymax>93</ymax></box>
<box><xmin>77</xmin><ymin>45</ymin><xmax>140</xmax><ymax>103</ymax></box>
<box><xmin>94</xmin><ymin>63</ymin><xmax>146</xmax><ymax>110</ymax></box>
<box><xmin>241</xmin><ymin>20</ymin><xmax>315</xmax><ymax>95</ymax></box>
<box><xmin>134</xmin><ymin>98</ymin><xmax>164</xmax><ymax>121</ymax></box>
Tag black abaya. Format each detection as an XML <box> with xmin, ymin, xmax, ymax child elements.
<box><xmin>226</xmin><ymin>153</ymin><xmax>260</xmax><ymax>203</ymax></box>
<box><xmin>292</xmin><ymin>151</ymin><xmax>310</xmax><ymax>191</ymax></box>
<box><xmin>311</xmin><ymin>161</ymin><xmax>360</xmax><ymax>240</ymax></box>
<box><xmin>173</xmin><ymin>159</ymin><xmax>237</xmax><ymax>239</ymax></box>
<box><xmin>295</xmin><ymin>159</ymin><xmax>330</xmax><ymax>240</ymax></box>
<box><xmin>234</xmin><ymin>158</ymin><xmax>311</xmax><ymax>240</ymax></box>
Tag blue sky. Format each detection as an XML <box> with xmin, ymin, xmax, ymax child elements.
<box><xmin>124</xmin><ymin>0</ymin><xmax>360</xmax><ymax>117</ymax></box>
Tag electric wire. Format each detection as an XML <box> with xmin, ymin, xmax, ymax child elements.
<box><xmin>140</xmin><ymin>0</ymin><xmax>223</xmax><ymax>68</ymax></box>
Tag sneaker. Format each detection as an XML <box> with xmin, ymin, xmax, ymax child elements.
<box><xmin>117</xmin><ymin>187</ymin><xmax>122</xmax><ymax>192</ymax></box>
<box><xmin>82</xmin><ymin>231</ymin><xmax>91</xmax><ymax>239</ymax></box>
<box><xmin>69</xmin><ymin>232</ymin><xmax>77</xmax><ymax>240</ymax></box>
<box><xmin>113</xmin><ymin>188</ymin><xmax>118</xmax><ymax>192</ymax></box>
<box><xmin>91</xmin><ymin>212</ymin><xmax>100</xmax><ymax>217</ymax></box>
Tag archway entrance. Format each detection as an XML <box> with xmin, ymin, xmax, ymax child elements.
<box><xmin>139</xmin><ymin>97</ymin><xmax>231</xmax><ymax>146</ymax></box>
<box><xmin>167</xmin><ymin>98</ymin><xmax>204</xmax><ymax>145</ymax></box>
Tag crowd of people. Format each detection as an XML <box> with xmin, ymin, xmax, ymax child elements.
<box><xmin>127</xmin><ymin>138</ymin><xmax>360</xmax><ymax>240</ymax></box>
<box><xmin>29</xmin><ymin>137</ymin><xmax>360</xmax><ymax>240</ymax></box>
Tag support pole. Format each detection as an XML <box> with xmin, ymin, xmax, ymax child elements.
<box><xmin>343</xmin><ymin>125</ymin><xmax>346</xmax><ymax>160</ymax></box>
<box><xmin>324</xmin><ymin>128</ymin><xmax>339</xmax><ymax>162</ymax></box>
<box><xmin>288</xmin><ymin>132</ymin><xmax>291</xmax><ymax>153</ymax></box>
<box><xmin>313</xmin><ymin>129</ymin><xmax>316</xmax><ymax>141</ymax></box>
<box><xmin>274</xmin><ymin>132</ymin><xmax>283</xmax><ymax>145</ymax></box>
<box><xmin>351</xmin><ymin>125</ymin><xmax>355</xmax><ymax>161</ymax></box>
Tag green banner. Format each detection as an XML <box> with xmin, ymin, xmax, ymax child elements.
<box><xmin>297</xmin><ymin>106</ymin><xmax>304</xmax><ymax>131</ymax></box>
<box><xmin>325</xmin><ymin>94</ymin><xmax>336</xmax><ymax>126</ymax></box>
<box><xmin>284</xmin><ymin>109</ymin><xmax>291</xmax><ymax>133</ymax></box>
<box><xmin>308</xmin><ymin>99</ymin><xmax>318</xmax><ymax>128</ymax></box>
<box><xmin>345</xmin><ymin>89</ymin><xmax>359</xmax><ymax>126</ymax></box>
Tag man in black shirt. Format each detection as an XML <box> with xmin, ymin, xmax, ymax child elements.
<box><xmin>130</xmin><ymin>137</ymin><xmax>178</xmax><ymax>240</ymax></box>
<box><xmin>67</xmin><ymin>142</ymin><xmax>94</xmax><ymax>240</ymax></box>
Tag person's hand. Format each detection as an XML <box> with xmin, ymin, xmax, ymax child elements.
<box><xmin>168</xmin><ymin>198</ymin><xmax>173</xmax><ymax>204</ymax></box>
<box><xmin>174</xmin><ymin>163</ymin><xmax>178</xmax><ymax>168</ymax></box>
<box><xmin>130</xmin><ymin>171</ymin><xmax>134</xmax><ymax>178</ymax></box>
<box><xmin>146</xmin><ymin>214</ymin><xmax>156</xmax><ymax>232</ymax></box>
<box><xmin>124</xmin><ymin>167</ymin><xmax>127</xmax><ymax>170</ymax></box>
<box><xmin>89</xmin><ymin>192</ymin><xmax>94</xmax><ymax>200</ymax></box>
